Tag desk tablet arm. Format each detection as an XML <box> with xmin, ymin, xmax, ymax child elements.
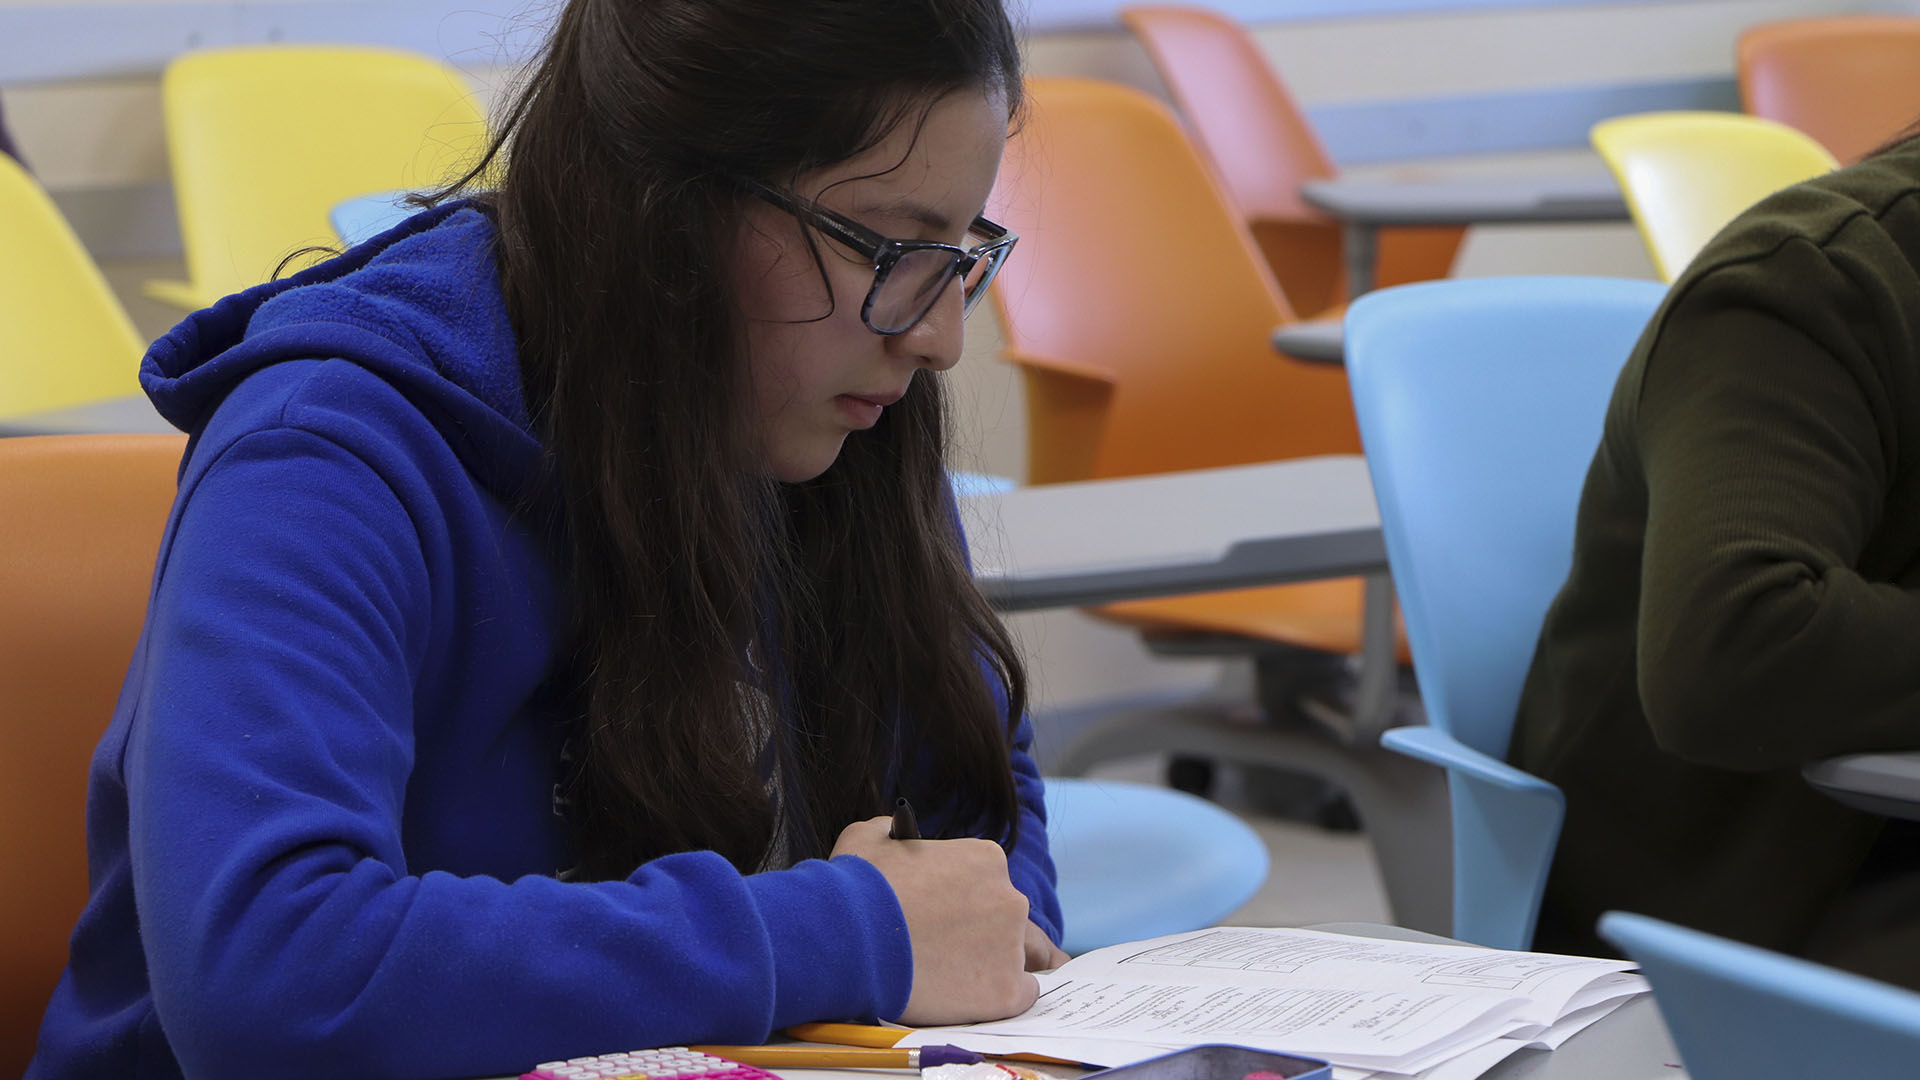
<box><xmin>1001</xmin><ymin>348</ymin><xmax>1116</xmax><ymax>486</ymax></box>
<box><xmin>1381</xmin><ymin>725</ymin><xmax>1565</xmax><ymax>952</ymax></box>
<box><xmin>1804</xmin><ymin>753</ymin><xmax>1920</xmax><ymax>821</ymax></box>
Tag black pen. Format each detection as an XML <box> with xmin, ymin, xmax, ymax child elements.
<box><xmin>889</xmin><ymin>796</ymin><xmax>921</xmax><ymax>840</ymax></box>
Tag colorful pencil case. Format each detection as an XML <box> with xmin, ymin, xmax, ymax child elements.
<box><xmin>523</xmin><ymin>1046</ymin><xmax>783</xmax><ymax>1080</ymax></box>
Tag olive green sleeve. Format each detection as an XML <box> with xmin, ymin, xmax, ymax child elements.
<box><xmin>1634</xmin><ymin>250</ymin><xmax>1920</xmax><ymax>770</ymax></box>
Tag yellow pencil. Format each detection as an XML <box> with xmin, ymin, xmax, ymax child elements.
<box><xmin>783</xmin><ymin>1023</ymin><xmax>910</xmax><ymax>1049</ymax></box>
<box><xmin>780</xmin><ymin>1024</ymin><xmax>1084</xmax><ymax>1067</ymax></box>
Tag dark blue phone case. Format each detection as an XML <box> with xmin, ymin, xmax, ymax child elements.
<box><xmin>1083</xmin><ymin>1044</ymin><xmax>1331</xmax><ymax>1080</ymax></box>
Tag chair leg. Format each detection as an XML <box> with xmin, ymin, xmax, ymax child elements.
<box><xmin>1050</xmin><ymin>705</ymin><xmax>1452</xmax><ymax>935</ymax></box>
<box><xmin>1351</xmin><ymin>573</ymin><xmax>1402</xmax><ymax>742</ymax></box>
<box><xmin>1288</xmin><ymin>573</ymin><xmax>1403</xmax><ymax>746</ymax></box>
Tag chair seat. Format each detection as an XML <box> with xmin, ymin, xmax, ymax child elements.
<box><xmin>1090</xmin><ymin>576</ymin><xmax>1411</xmax><ymax>662</ymax></box>
<box><xmin>1045</xmin><ymin>777</ymin><xmax>1270</xmax><ymax>955</ymax></box>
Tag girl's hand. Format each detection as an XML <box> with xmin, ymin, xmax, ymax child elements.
<box><xmin>832</xmin><ymin>816</ymin><xmax>1039</xmax><ymax>1025</ymax></box>
<box><xmin>1024</xmin><ymin>920</ymin><xmax>1069</xmax><ymax>971</ymax></box>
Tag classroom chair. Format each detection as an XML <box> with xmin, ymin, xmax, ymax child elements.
<box><xmin>989</xmin><ymin>76</ymin><xmax>1448</xmax><ymax>935</ymax></box>
<box><xmin>1044</xmin><ymin>778</ymin><xmax>1269</xmax><ymax>955</ymax></box>
<box><xmin>0</xmin><ymin>152</ymin><xmax>144</xmax><ymax>421</ymax></box>
<box><xmin>146</xmin><ymin>45</ymin><xmax>488</xmax><ymax>310</ymax></box>
<box><xmin>1599</xmin><ymin>911</ymin><xmax>1920</xmax><ymax>1078</ymax></box>
<box><xmin>0</xmin><ymin>433</ymin><xmax>186</xmax><ymax>1079</ymax></box>
<box><xmin>1591</xmin><ymin>111</ymin><xmax>1838</xmax><ymax>282</ymax></box>
<box><xmin>1344</xmin><ymin>276</ymin><xmax>1668</xmax><ymax>950</ymax></box>
<box><xmin>330</xmin><ymin>189</ymin><xmax>419</xmax><ymax>246</ymax></box>
<box><xmin>0</xmin><ymin>90</ymin><xmax>24</xmax><ymax>166</ymax></box>
<box><xmin>1740</xmin><ymin>16</ymin><xmax>1920</xmax><ymax>166</ymax></box>
<box><xmin>1120</xmin><ymin>5</ymin><xmax>1461</xmax><ymax>320</ymax></box>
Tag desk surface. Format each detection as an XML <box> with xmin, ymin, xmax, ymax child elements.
<box><xmin>959</xmin><ymin>458</ymin><xmax>1386</xmax><ymax>613</ymax></box>
<box><xmin>0</xmin><ymin>394</ymin><xmax>175</xmax><ymax>437</ymax></box>
<box><xmin>1271</xmin><ymin>318</ymin><xmax>1346</xmax><ymax>365</ymax></box>
<box><xmin>1804</xmin><ymin>752</ymin><xmax>1920</xmax><ymax>822</ymax></box>
<box><xmin>1299</xmin><ymin>174</ymin><xmax>1628</xmax><ymax>228</ymax></box>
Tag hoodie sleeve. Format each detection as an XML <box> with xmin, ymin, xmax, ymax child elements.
<box><xmin>1630</xmin><ymin>242</ymin><xmax>1920</xmax><ymax>770</ymax></box>
<box><xmin>128</xmin><ymin>425</ymin><xmax>912</xmax><ymax>1080</ymax></box>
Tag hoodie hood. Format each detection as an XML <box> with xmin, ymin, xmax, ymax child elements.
<box><xmin>141</xmin><ymin>202</ymin><xmax>540</xmax><ymax>498</ymax></box>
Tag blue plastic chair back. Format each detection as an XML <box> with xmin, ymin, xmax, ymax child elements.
<box><xmin>1600</xmin><ymin>911</ymin><xmax>1920</xmax><ymax>1078</ymax></box>
<box><xmin>1044</xmin><ymin>778</ymin><xmax>1269</xmax><ymax>955</ymax></box>
<box><xmin>330</xmin><ymin>191</ymin><xmax>417</xmax><ymax>246</ymax></box>
<box><xmin>947</xmin><ymin>471</ymin><xmax>1016</xmax><ymax>498</ymax></box>
<box><xmin>1345</xmin><ymin>276</ymin><xmax>1666</xmax><ymax>949</ymax></box>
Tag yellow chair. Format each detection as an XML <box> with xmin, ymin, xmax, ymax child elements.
<box><xmin>1591</xmin><ymin>111</ymin><xmax>1839</xmax><ymax>281</ymax></box>
<box><xmin>0</xmin><ymin>152</ymin><xmax>144</xmax><ymax>421</ymax></box>
<box><xmin>147</xmin><ymin>45</ymin><xmax>487</xmax><ymax>310</ymax></box>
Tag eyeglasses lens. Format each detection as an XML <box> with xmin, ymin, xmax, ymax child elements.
<box><xmin>870</xmin><ymin>247</ymin><xmax>963</xmax><ymax>334</ymax></box>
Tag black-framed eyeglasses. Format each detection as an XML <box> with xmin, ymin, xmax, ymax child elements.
<box><xmin>739</xmin><ymin>176</ymin><xmax>1017</xmax><ymax>336</ymax></box>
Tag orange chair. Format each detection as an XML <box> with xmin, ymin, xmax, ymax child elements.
<box><xmin>991</xmin><ymin>75</ymin><xmax>1395</xmax><ymax>652</ymax></box>
<box><xmin>1121</xmin><ymin>5</ymin><xmax>1461</xmax><ymax>319</ymax></box>
<box><xmin>988</xmin><ymin>77</ymin><xmax>1446</xmax><ymax>932</ymax></box>
<box><xmin>0</xmin><ymin>434</ymin><xmax>184</xmax><ymax>1078</ymax></box>
<box><xmin>1739</xmin><ymin>16</ymin><xmax>1920</xmax><ymax>165</ymax></box>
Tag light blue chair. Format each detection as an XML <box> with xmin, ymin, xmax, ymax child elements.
<box><xmin>1599</xmin><ymin>911</ymin><xmax>1920</xmax><ymax>1078</ymax></box>
<box><xmin>330</xmin><ymin>190</ymin><xmax>418</xmax><ymax>245</ymax></box>
<box><xmin>947</xmin><ymin>470</ymin><xmax>1016</xmax><ymax>498</ymax></box>
<box><xmin>1044</xmin><ymin>778</ymin><xmax>1269</xmax><ymax>955</ymax></box>
<box><xmin>1343</xmin><ymin>276</ymin><xmax>1666</xmax><ymax>950</ymax></box>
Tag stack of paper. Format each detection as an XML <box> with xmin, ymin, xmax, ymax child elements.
<box><xmin>897</xmin><ymin>927</ymin><xmax>1649</xmax><ymax>1080</ymax></box>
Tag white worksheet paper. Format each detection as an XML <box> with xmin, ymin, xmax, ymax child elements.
<box><xmin>899</xmin><ymin>927</ymin><xmax>1647</xmax><ymax>1075</ymax></box>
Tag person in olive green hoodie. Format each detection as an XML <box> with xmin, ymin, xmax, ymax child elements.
<box><xmin>1512</xmin><ymin>134</ymin><xmax>1920</xmax><ymax>988</ymax></box>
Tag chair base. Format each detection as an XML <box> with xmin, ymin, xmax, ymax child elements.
<box><xmin>1052</xmin><ymin>701</ymin><xmax>1452</xmax><ymax>936</ymax></box>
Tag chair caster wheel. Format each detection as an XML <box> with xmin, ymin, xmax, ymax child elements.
<box><xmin>1316</xmin><ymin>792</ymin><xmax>1363</xmax><ymax>833</ymax></box>
<box><xmin>1167</xmin><ymin>756</ymin><xmax>1216</xmax><ymax>797</ymax></box>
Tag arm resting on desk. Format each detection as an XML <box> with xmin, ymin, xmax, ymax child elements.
<box><xmin>1002</xmin><ymin>349</ymin><xmax>1115</xmax><ymax>485</ymax></box>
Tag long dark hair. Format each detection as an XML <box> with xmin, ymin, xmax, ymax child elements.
<box><xmin>440</xmin><ymin>0</ymin><xmax>1029</xmax><ymax>879</ymax></box>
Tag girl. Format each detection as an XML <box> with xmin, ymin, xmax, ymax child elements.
<box><xmin>29</xmin><ymin>2</ymin><xmax>1064</xmax><ymax>1078</ymax></box>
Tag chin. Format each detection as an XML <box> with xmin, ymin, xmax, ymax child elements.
<box><xmin>770</xmin><ymin>438</ymin><xmax>849</xmax><ymax>484</ymax></box>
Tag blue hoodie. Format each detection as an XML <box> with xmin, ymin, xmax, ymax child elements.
<box><xmin>28</xmin><ymin>205</ymin><xmax>1061</xmax><ymax>1080</ymax></box>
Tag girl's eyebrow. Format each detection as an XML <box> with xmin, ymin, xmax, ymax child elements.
<box><xmin>868</xmin><ymin>196</ymin><xmax>954</xmax><ymax>234</ymax></box>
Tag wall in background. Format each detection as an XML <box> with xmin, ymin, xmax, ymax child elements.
<box><xmin>4</xmin><ymin>0</ymin><xmax>1881</xmax><ymax>207</ymax></box>
<box><xmin>0</xmin><ymin>0</ymin><xmax>1891</xmax><ymax>729</ymax></box>
<box><xmin>0</xmin><ymin>0</ymin><xmax>1846</xmax><ymax>85</ymax></box>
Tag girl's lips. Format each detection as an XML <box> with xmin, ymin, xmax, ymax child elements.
<box><xmin>845</xmin><ymin>388</ymin><xmax>907</xmax><ymax>408</ymax></box>
<box><xmin>836</xmin><ymin>394</ymin><xmax>886</xmax><ymax>428</ymax></box>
